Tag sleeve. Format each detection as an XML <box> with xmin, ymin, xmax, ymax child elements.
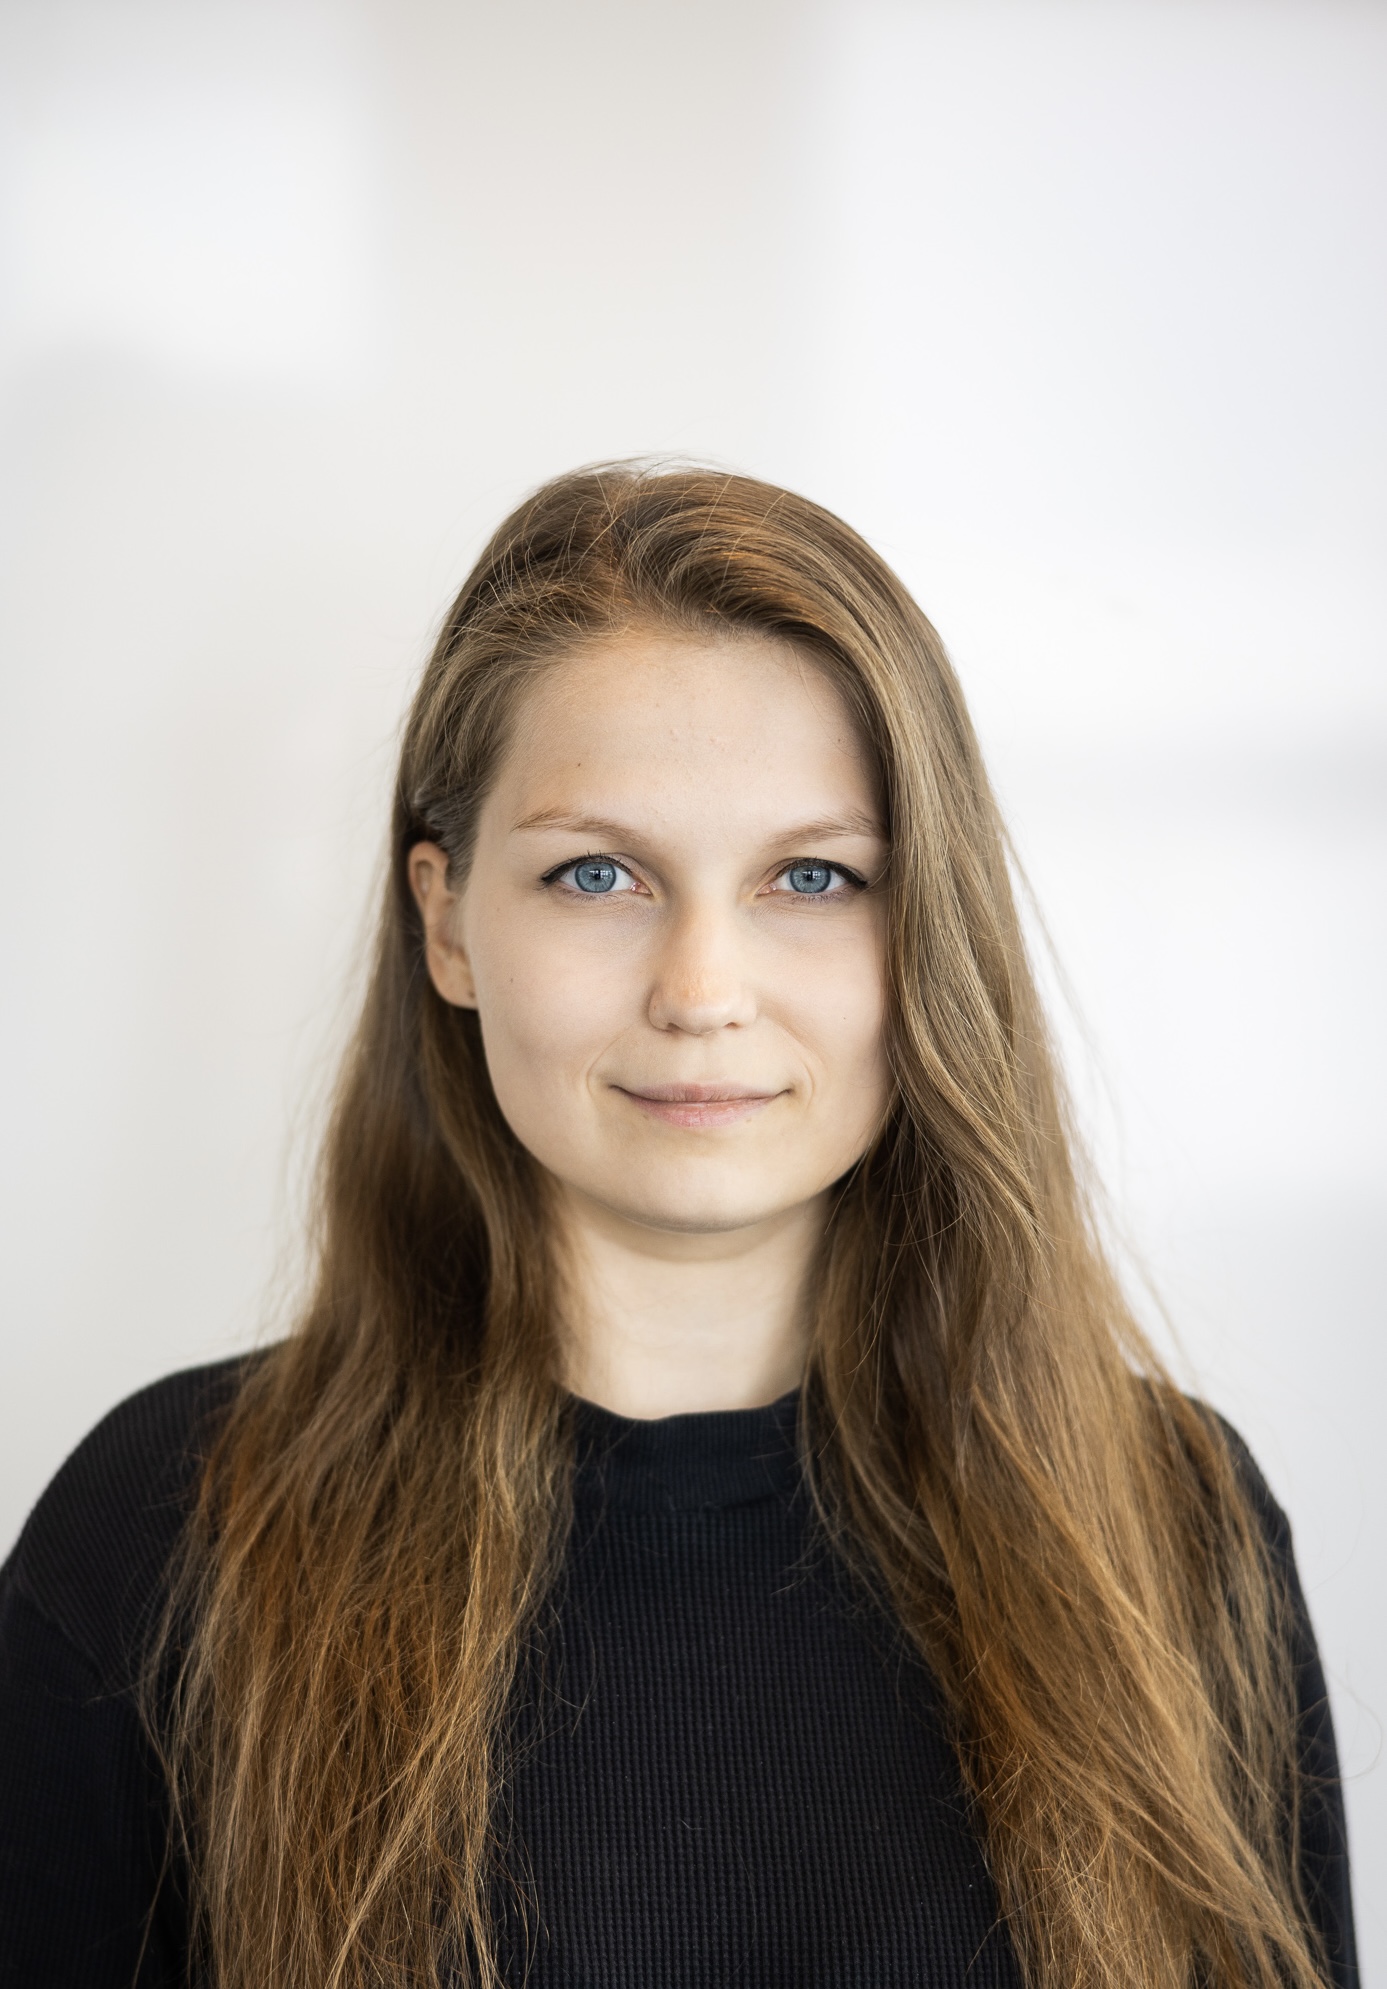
<box><xmin>0</xmin><ymin>1568</ymin><xmax>191</xmax><ymax>1989</ymax></box>
<box><xmin>1219</xmin><ymin>1421</ymin><xmax>1359</xmax><ymax>1989</ymax></box>
<box><xmin>0</xmin><ymin>1360</ymin><xmax>252</xmax><ymax>1987</ymax></box>
<box><xmin>1270</xmin><ymin>1501</ymin><xmax>1357</xmax><ymax>1988</ymax></box>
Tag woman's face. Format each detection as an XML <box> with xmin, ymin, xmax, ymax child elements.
<box><xmin>410</xmin><ymin>628</ymin><xmax>892</xmax><ymax>1239</ymax></box>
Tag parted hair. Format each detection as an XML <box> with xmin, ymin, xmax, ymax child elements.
<box><xmin>150</xmin><ymin>464</ymin><xmax>1327</xmax><ymax>1988</ymax></box>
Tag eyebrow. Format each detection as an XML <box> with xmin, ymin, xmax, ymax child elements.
<box><xmin>510</xmin><ymin>807</ymin><xmax>886</xmax><ymax>843</ymax></box>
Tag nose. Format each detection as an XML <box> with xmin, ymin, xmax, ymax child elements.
<box><xmin>646</xmin><ymin>904</ymin><xmax>758</xmax><ymax>1036</ymax></box>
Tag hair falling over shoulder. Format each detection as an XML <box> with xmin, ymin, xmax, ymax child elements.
<box><xmin>148</xmin><ymin>465</ymin><xmax>1330</xmax><ymax>1988</ymax></box>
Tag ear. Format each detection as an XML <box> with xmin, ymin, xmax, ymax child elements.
<box><xmin>408</xmin><ymin>842</ymin><xmax>478</xmax><ymax>1009</ymax></box>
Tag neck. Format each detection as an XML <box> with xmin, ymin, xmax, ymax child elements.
<box><xmin>550</xmin><ymin>1186</ymin><xmax>823</xmax><ymax>1420</ymax></box>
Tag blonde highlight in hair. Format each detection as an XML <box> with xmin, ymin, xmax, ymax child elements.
<box><xmin>150</xmin><ymin>464</ymin><xmax>1328</xmax><ymax>1987</ymax></box>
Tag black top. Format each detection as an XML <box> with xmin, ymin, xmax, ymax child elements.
<box><xmin>0</xmin><ymin>1360</ymin><xmax>1358</xmax><ymax>1987</ymax></box>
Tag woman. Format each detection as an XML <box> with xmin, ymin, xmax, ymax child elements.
<box><xmin>0</xmin><ymin>466</ymin><xmax>1356</xmax><ymax>1987</ymax></box>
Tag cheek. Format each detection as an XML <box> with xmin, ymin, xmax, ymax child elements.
<box><xmin>786</xmin><ymin>926</ymin><xmax>890</xmax><ymax>1096</ymax></box>
<box><xmin>468</xmin><ymin>904</ymin><xmax>630</xmax><ymax>1113</ymax></box>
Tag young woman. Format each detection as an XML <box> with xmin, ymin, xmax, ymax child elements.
<box><xmin>0</xmin><ymin>467</ymin><xmax>1356</xmax><ymax>1988</ymax></box>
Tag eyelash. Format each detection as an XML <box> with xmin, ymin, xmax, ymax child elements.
<box><xmin>540</xmin><ymin>854</ymin><xmax>869</xmax><ymax>897</ymax></box>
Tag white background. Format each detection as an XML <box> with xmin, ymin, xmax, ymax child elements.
<box><xmin>1</xmin><ymin>0</ymin><xmax>1382</xmax><ymax>1958</ymax></box>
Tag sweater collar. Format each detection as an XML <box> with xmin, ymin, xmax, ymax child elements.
<box><xmin>570</xmin><ymin>1390</ymin><xmax>802</xmax><ymax>1512</ymax></box>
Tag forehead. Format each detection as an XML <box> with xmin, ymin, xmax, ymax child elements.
<box><xmin>492</xmin><ymin>630</ymin><xmax>882</xmax><ymax>827</ymax></box>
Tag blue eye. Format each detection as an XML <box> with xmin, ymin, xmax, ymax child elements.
<box><xmin>785</xmin><ymin>862</ymin><xmax>833</xmax><ymax>894</ymax></box>
<box><xmin>572</xmin><ymin>859</ymin><xmax>618</xmax><ymax>893</ymax></box>
<box><xmin>543</xmin><ymin>853</ymin><xmax>642</xmax><ymax>896</ymax></box>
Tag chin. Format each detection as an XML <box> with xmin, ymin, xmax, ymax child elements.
<box><xmin>628</xmin><ymin>1204</ymin><xmax>779</xmax><ymax>1236</ymax></box>
<box><xmin>599</xmin><ymin>1171</ymin><xmax>810</xmax><ymax>1237</ymax></box>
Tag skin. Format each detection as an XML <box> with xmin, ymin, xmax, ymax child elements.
<box><xmin>409</xmin><ymin>628</ymin><xmax>892</xmax><ymax>1418</ymax></box>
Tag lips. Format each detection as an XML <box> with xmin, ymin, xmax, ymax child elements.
<box><xmin>614</xmin><ymin>1082</ymin><xmax>782</xmax><ymax>1129</ymax></box>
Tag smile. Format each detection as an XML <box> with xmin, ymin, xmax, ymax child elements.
<box><xmin>614</xmin><ymin>1083</ymin><xmax>783</xmax><ymax>1130</ymax></box>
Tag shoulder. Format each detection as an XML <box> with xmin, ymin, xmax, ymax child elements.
<box><xmin>1211</xmin><ymin>1412</ymin><xmax>1294</xmax><ymax>1550</ymax></box>
<box><xmin>1140</xmin><ymin>1380</ymin><xmax>1296</xmax><ymax>1567</ymax></box>
<box><xmin>1156</xmin><ymin>1392</ymin><xmax>1329</xmax><ymax>1707</ymax></box>
<box><xmin>1</xmin><ymin>1353</ymin><xmax>262</xmax><ymax>1690</ymax></box>
<box><xmin>1200</xmin><ymin>1403</ymin><xmax>1297</xmax><ymax>1573</ymax></box>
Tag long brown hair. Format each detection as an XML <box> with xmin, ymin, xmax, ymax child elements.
<box><xmin>152</xmin><ymin>465</ymin><xmax>1326</xmax><ymax>1987</ymax></box>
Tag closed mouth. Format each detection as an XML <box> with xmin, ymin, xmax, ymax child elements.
<box><xmin>621</xmin><ymin>1083</ymin><xmax>777</xmax><ymax>1103</ymax></box>
<box><xmin>614</xmin><ymin>1082</ymin><xmax>783</xmax><ymax>1127</ymax></box>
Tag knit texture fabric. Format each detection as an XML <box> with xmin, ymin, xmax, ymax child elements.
<box><xmin>496</xmin><ymin>1394</ymin><xmax>1020</xmax><ymax>1984</ymax></box>
<box><xmin>0</xmin><ymin>1361</ymin><xmax>1359</xmax><ymax>1987</ymax></box>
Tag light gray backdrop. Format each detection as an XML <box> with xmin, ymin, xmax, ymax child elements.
<box><xmin>1</xmin><ymin>0</ymin><xmax>1382</xmax><ymax>1958</ymax></box>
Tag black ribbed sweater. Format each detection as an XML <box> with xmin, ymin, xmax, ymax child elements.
<box><xmin>0</xmin><ymin>1359</ymin><xmax>1358</xmax><ymax>1986</ymax></box>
